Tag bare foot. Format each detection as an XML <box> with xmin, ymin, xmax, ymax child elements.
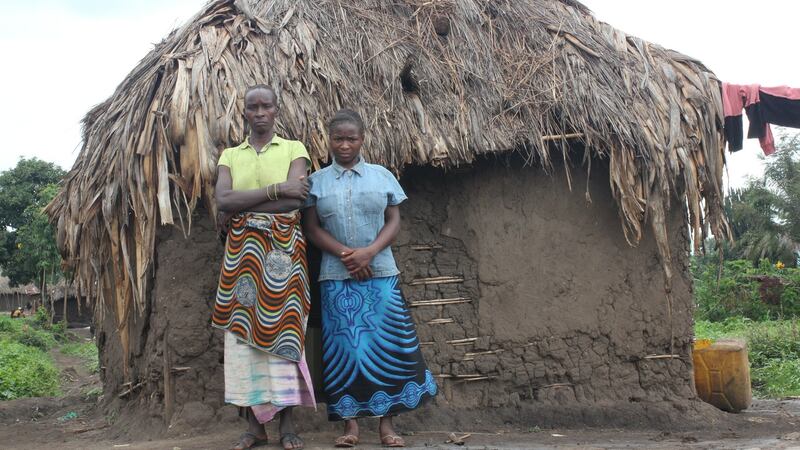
<box><xmin>279</xmin><ymin>408</ymin><xmax>304</xmax><ymax>450</ymax></box>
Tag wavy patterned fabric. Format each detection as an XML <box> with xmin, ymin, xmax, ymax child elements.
<box><xmin>212</xmin><ymin>212</ymin><xmax>310</xmax><ymax>362</ymax></box>
<box><xmin>321</xmin><ymin>276</ymin><xmax>437</xmax><ymax>420</ymax></box>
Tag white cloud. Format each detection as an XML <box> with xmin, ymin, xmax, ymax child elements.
<box><xmin>0</xmin><ymin>0</ymin><xmax>206</xmax><ymax>171</ymax></box>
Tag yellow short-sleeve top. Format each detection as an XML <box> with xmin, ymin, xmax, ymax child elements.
<box><xmin>217</xmin><ymin>135</ymin><xmax>311</xmax><ymax>190</ymax></box>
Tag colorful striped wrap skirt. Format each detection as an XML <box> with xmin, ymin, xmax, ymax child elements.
<box><xmin>212</xmin><ymin>212</ymin><xmax>315</xmax><ymax>419</ymax></box>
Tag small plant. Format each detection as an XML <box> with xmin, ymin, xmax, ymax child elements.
<box><xmin>83</xmin><ymin>386</ymin><xmax>103</xmax><ymax>401</ymax></box>
<box><xmin>33</xmin><ymin>308</ymin><xmax>50</xmax><ymax>328</ymax></box>
<box><xmin>50</xmin><ymin>321</ymin><xmax>67</xmax><ymax>342</ymax></box>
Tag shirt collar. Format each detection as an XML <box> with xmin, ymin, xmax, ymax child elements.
<box><xmin>240</xmin><ymin>134</ymin><xmax>282</xmax><ymax>151</ymax></box>
<box><xmin>332</xmin><ymin>155</ymin><xmax>365</xmax><ymax>178</ymax></box>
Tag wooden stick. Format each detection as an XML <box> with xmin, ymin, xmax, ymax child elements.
<box><xmin>643</xmin><ymin>354</ymin><xmax>682</xmax><ymax>360</ymax></box>
<box><xmin>409</xmin><ymin>297</ymin><xmax>471</xmax><ymax>307</ymax></box>
<box><xmin>410</xmin><ymin>244</ymin><xmax>444</xmax><ymax>250</ymax></box>
<box><xmin>446</xmin><ymin>433</ymin><xmax>472</xmax><ymax>444</ymax></box>
<box><xmin>538</xmin><ymin>382</ymin><xmax>573</xmax><ymax>389</ymax></box>
<box><xmin>457</xmin><ymin>376</ymin><xmax>496</xmax><ymax>383</ymax></box>
<box><xmin>541</xmin><ymin>132</ymin><xmax>584</xmax><ymax>141</ymax></box>
<box><xmin>118</xmin><ymin>382</ymin><xmax>144</xmax><ymax>398</ymax></box>
<box><xmin>170</xmin><ymin>366</ymin><xmax>192</xmax><ymax>373</ymax></box>
<box><xmin>409</xmin><ymin>276</ymin><xmax>464</xmax><ymax>286</ymax></box>
<box><xmin>446</xmin><ymin>337</ymin><xmax>477</xmax><ymax>345</ymax></box>
<box><xmin>427</xmin><ymin>318</ymin><xmax>454</xmax><ymax>325</ymax></box>
<box><xmin>544</xmin><ymin>26</ymin><xmax>600</xmax><ymax>57</ymax></box>
<box><xmin>72</xmin><ymin>424</ymin><xmax>110</xmax><ymax>434</ymax></box>
<box><xmin>164</xmin><ymin>344</ymin><xmax>174</xmax><ymax>424</ymax></box>
<box><xmin>439</xmin><ymin>373</ymin><xmax>484</xmax><ymax>378</ymax></box>
<box><xmin>464</xmin><ymin>349</ymin><xmax>504</xmax><ymax>357</ymax></box>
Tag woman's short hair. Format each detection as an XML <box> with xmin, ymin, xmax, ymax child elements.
<box><xmin>328</xmin><ymin>109</ymin><xmax>364</xmax><ymax>135</ymax></box>
<box><xmin>244</xmin><ymin>84</ymin><xmax>278</xmax><ymax>104</ymax></box>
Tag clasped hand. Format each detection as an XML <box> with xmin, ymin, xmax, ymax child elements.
<box><xmin>280</xmin><ymin>176</ymin><xmax>310</xmax><ymax>201</ymax></box>
<box><xmin>341</xmin><ymin>247</ymin><xmax>376</xmax><ymax>281</ymax></box>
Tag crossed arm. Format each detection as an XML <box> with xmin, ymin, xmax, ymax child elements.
<box><xmin>215</xmin><ymin>158</ymin><xmax>309</xmax><ymax>215</ymax></box>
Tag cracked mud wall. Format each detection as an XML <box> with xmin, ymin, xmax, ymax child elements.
<box><xmin>394</xmin><ymin>157</ymin><xmax>711</xmax><ymax>427</ymax></box>
<box><xmin>97</xmin><ymin>156</ymin><xmax>717</xmax><ymax>433</ymax></box>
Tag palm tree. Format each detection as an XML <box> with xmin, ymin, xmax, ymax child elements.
<box><xmin>725</xmin><ymin>133</ymin><xmax>800</xmax><ymax>266</ymax></box>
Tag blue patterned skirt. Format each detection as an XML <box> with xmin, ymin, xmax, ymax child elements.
<box><xmin>321</xmin><ymin>275</ymin><xmax>437</xmax><ymax>421</ymax></box>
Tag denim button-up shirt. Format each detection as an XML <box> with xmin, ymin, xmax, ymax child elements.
<box><xmin>304</xmin><ymin>157</ymin><xmax>407</xmax><ymax>281</ymax></box>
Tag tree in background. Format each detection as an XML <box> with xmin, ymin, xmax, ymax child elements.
<box><xmin>724</xmin><ymin>133</ymin><xmax>800</xmax><ymax>266</ymax></box>
<box><xmin>0</xmin><ymin>159</ymin><xmax>65</xmax><ymax>288</ymax></box>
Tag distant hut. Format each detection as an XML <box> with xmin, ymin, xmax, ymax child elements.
<box><xmin>0</xmin><ymin>274</ymin><xmax>39</xmax><ymax>312</ymax></box>
<box><xmin>47</xmin><ymin>0</ymin><xmax>730</xmax><ymax>430</ymax></box>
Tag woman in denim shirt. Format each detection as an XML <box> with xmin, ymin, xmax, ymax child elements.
<box><xmin>303</xmin><ymin>109</ymin><xmax>437</xmax><ymax>448</ymax></box>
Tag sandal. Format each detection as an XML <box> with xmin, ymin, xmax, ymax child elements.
<box><xmin>334</xmin><ymin>434</ymin><xmax>360</xmax><ymax>447</ymax></box>
<box><xmin>381</xmin><ymin>434</ymin><xmax>406</xmax><ymax>448</ymax></box>
<box><xmin>232</xmin><ymin>431</ymin><xmax>268</xmax><ymax>450</ymax></box>
<box><xmin>280</xmin><ymin>432</ymin><xmax>305</xmax><ymax>450</ymax></box>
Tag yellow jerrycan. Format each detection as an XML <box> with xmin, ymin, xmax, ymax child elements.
<box><xmin>693</xmin><ymin>339</ymin><xmax>752</xmax><ymax>412</ymax></box>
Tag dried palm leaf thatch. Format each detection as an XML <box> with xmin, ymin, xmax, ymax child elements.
<box><xmin>46</xmin><ymin>0</ymin><xmax>730</xmax><ymax>372</ymax></box>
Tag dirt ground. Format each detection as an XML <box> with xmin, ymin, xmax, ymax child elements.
<box><xmin>1</xmin><ymin>397</ymin><xmax>799</xmax><ymax>449</ymax></box>
<box><xmin>1</xmin><ymin>334</ymin><xmax>799</xmax><ymax>450</ymax></box>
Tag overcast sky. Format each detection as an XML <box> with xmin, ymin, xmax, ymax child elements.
<box><xmin>1</xmin><ymin>0</ymin><xmax>797</xmax><ymax>190</ymax></box>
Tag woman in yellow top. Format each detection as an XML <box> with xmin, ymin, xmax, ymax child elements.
<box><xmin>213</xmin><ymin>85</ymin><xmax>313</xmax><ymax>450</ymax></box>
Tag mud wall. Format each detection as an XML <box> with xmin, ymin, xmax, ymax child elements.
<box><xmin>97</xmin><ymin>157</ymin><xmax>711</xmax><ymax>433</ymax></box>
<box><xmin>395</xmin><ymin>159</ymin><xmax>706</xmax><ymax>427</ymax></box>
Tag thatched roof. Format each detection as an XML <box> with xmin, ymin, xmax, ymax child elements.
<box><xmin>46</xmin><ymin>0</ymin><xmax>730</xmax><ymax>363</ymax></box>
<box><xmin>0</xmin><ymin>274</ymin><xmax>39</xmax><ymax>296</ymax></box>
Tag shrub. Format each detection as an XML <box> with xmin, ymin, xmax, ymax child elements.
<box><xmin>33</xmin><ymin>307</ymin><xmax>50</xmax><ymax>327</ymax></box>
<box><xmin>752</xmin><ymin>359</ymin><xmax>800</xmax><ymax>398</ymax></box>
<box><xmin>693</xmin><ymin>257</ymin><xmax>800</xmax><ymax>321</ymax></box>
<box><xmin>0</xmin><ymin>316</ymin><xmax>23</xmax><ymax>334</ymax></box>
<box><xmin>50</xmin><ymin>321</ymin><xmax>67</xmax><ymax>342</ymax></box>
<box><xmin>0</xmin><ymin>340</ymin><xmax>60</xmax><ymax>400</ymax></box>
<box><xmin>13</xmin><ymin>325</ymin><xmax>56</xmax><ymax>351</ymax></box>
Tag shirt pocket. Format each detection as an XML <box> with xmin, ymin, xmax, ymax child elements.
<box><xmin>316</xmin><ymin>195</ymin><xmax>339</xmax><ymax>222</ymax></box>
<box><xmin>354</xmin><ymin>191</ymin><xmax>386</xmax><ymax>227</ymax></box>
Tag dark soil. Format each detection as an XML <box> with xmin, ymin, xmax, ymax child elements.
<box><xmin>1</xmin><ymin>249</ymin><xmax>799</xmax><ymax>449</ymax></box>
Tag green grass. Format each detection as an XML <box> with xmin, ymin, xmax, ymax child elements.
<box><xmin>0</xmin><ymin>339</ymin><xmax>60</xmax><ymax>400</ymax></box>
<box><xmin>695</xmin><ymin>318</ymin><xmax>800</xmax><ymax>397</ymax></box>
<box><xmin>60</xmin><ymin>341</ymin><xmax>100</xmax><ymax>373</ymax></box>
<box><xmin>0</xmin><ymin>315</ymin><xmax>92</xmax><ymax>400</ymax></box>
<box><xmin>0</xmin><ymin>316</ymin><xmax>56</xmax><ymax>351</ymax></box>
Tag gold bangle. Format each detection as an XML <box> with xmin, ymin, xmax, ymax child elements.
<box><xmin>274</xmin><ymin>183</ymin><xmax>280</xmax><ymax>199</ymax></box>
<box><xmin>266</xmin><ymin>185</ymin><xmax>274</xmax><ymax>201</ymax></box>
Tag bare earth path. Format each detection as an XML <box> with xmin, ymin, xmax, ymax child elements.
<box><xmin>1</xmin><ymin>336</ymin><xmax>799</xmax><ymax>449</ymax></box>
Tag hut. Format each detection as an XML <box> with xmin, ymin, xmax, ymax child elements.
<box><xmin>46</xmin><ymin>281</ymin><xmax>93</xmax><ymax>327</ymax></box>
<box><xmin>46</xmin><ymin>0</ymin><xmax>731</xmax><ymax>431</ymax></box>
<box><xmin>0</xmin><ymin>274</ymin><xmax>39</xmax><ymax>313</ymax></box>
